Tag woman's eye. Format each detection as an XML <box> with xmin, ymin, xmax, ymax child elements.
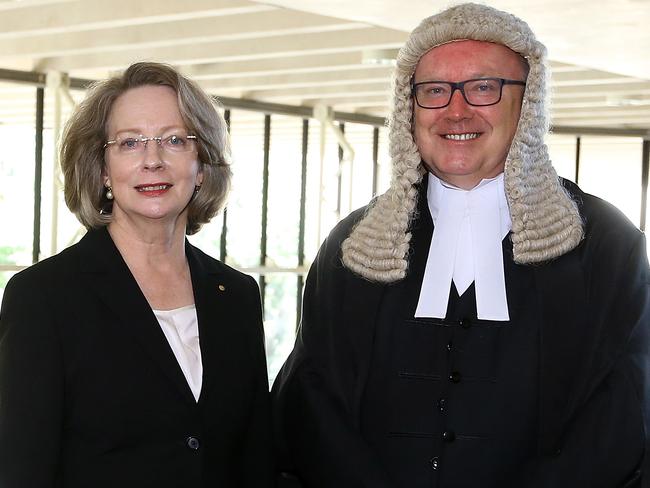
<box><xmin>121</xmin><ymin>138</ymin><xmax>139</xmax><ymax>149</ymax></box>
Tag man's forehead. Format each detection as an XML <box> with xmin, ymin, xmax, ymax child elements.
<box><xmin>414</xmin><ymin>39</ymin><xmax>528</xmax><ymax>78</ymax></box>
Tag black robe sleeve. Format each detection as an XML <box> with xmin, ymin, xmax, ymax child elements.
<box><xmin>272</xmin><ymin>209</ymin><xmax>395</xmax><ymax>488</ymax></box>
<box><xmin>513</xmin><ymin>186</ymin><xmax>650</xmax><ymax>488</ymax></box>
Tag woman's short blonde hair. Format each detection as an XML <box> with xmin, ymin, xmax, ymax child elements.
<box><xmin>61</xmin><ymin>61</ymin><xmax>232</xmax><ymax>235</ymax></box>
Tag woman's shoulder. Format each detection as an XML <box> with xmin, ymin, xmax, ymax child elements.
<box><xmin>6</xmin><ymin>239</ymin><xmax>83</xmax><ymax>290</ymax></box>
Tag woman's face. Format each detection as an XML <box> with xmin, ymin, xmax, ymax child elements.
<box><xmin>103</xmin><ymin>85</ymin><xmax>203</xmax><ymax>231</ymax></box>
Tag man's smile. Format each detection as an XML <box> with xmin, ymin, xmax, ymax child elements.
<box><xmin>442</xmin><ymin>132</ymin><xmax>481</xmax><ymax>141</ymax></box>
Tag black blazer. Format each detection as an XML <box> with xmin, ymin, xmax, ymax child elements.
<box><xmin>0</xmin><ymin>227</ymin><xmax>273</xmax><ymax>488</ymax></box>
<box><xmin>272</xmin><ymin>179</ymin><xmax>650</xmax><ymax>488</ymax></box>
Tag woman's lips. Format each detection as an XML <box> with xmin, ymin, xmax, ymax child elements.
<box><xmin>134</xmin><ymin>183</ymin><xmax>172</xmax><ymax>195</ymax></box>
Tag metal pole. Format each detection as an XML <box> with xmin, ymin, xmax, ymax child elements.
<box><xmin>640</xmin><ymin>140</ymin><xmax>649</xmax><ymax>232</ymax></box>
<box><xmin>297</xmin><ymin>118</ymin><xmax>309</xmax><ymax>330</ymax></box>
<box><xmin>336</xmin><ymin>122</ymin><xmax>345</xmax><ymax>219</ymax></box>
<box><xmin>574</xmin><ymin>136</ymin><xmax>581</xmax><ymax>184</ymax></box>
<box><xmin>260</xmin><ymin>114</ymin><xmax>271</xmax><ymax>312</ymax></box>
<box><xmin>220</xmin><ymin>109</ymin><xmax>231</xmax><ymax>262</ymax></box>
<box><xmin>372</xmin><ymin>127</ymin><xmax>379</xmax><ymax>197</ymax></box>
<box><xmin>32</xmin><ymin>87</ymin><xmax>44</xmax><ymax>264</ymax></box>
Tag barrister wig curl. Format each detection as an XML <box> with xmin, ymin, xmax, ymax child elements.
<box><xmin>341</xmin><ymin>2</ymin><xmax>584</xmax><ymax>282</ymax></box>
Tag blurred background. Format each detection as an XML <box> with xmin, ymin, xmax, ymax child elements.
<box><xmin>1</xmin><ymin>0</ymin><xmax>649</xmax><ymax>381</ymax></box>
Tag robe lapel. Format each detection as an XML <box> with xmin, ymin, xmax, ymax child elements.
<box><xmin>77</xmin><ymin>228</ymin><xmax>196</xmax><ymax>405</ymax></box>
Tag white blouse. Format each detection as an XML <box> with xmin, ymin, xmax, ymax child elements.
<box><xmin>152</xmin><ymin>304</ymin><xmax>203</xmax><ymax>401</ymax></box>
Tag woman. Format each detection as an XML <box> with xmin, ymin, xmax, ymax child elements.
<box><xmin>0</xmin><ymin>62</ymin><xmax>273</xmax><ymax>487</ymax></box>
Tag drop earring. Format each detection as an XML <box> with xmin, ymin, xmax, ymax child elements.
<box><xmin>105</xmin><ymin>186</ymin><xmax>113</xmax><ymax>200</ymax></box>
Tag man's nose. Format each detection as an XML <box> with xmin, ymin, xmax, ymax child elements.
<box><xmin>445</xmin><ymin>88</ymin><xmax>473</xmax><ymax>119</ymax></box>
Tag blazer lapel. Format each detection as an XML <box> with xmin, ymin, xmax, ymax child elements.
<box><xmin>186</xmin><ymin>243</ymin><xmax>246</xmax><ymax>407</ymax></box>
<box><xmin>77</xmin><ymin>228</ymin><xmax>196</xmax><ymax>404</ymax></box>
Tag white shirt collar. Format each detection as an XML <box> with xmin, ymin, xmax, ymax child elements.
<box><xmin>414</xmin><ymin>172</ymin><xmax>512</xmax><ymax>321</ymax></box>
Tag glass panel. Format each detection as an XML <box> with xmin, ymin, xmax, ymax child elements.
<box><xmin>578</xmin><ymin>136</ymin><xmax>643</xmax><ymax>227</ymax></box>
<box><xmin>377</xmin><ymin>126</ymin><xmax>392</xmax><ymax>195</ymax></box>
<box><xmin>266</xmin><ymin>115</ymin><xmax>302</xmax><ymax>269</ymax></box>
<box><xmin>225</xmin><ymin>110</ymin><xmax>264</xmax><ymax>268</ymax></box>
<box><xmin>546</xmin><ymin>134</ymin><xmax>577</xmax><ymax>182</ymax></box>
<box><xmin>340</xmin><ymin>123</ymin><xmax>374</xmax><ymax>215</ymax></box>
<box><xmin>263</xmin><ymin>273</ymin><xmax>297</xmax><ymax>384</ymax></box>
<box><xmin>304</xmin><ymin>118</ymin><xmax>341</xmax><ymax>264</ymax></box>
<box><xmin>188</xmin><ymin>209</ymin><xmax>224</xmax><ymax>259</ymax></box>
<box><xmin>0</xmin><ymin>270</ymin><xmax>19</xmax><ymax>306</ymax></box>
<box><xmin>39</xmin><ymin>88</ymin><xmax>86</xmax><ymax>260</ymax></box>
<box><xmin>0</xmin><ymin>83</ymin><xmax>36</xmax><ymax>267</ymax></box>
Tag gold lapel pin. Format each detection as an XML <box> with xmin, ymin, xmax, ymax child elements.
<box><xmin>218</xmin><ymin>284</ymin><xmax>226</xmax><ymax>292</ymax></box>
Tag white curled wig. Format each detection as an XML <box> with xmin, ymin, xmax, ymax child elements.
<box><xmin>341</xmin><ymin>2</ymin><xmax>584</xmax><ymax>282</ymax></box>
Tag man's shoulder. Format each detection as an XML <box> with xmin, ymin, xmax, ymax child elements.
<box><xmin>308</xmin><ymin>203</ymin><xmax>376</xmax><ymax>281</ymax></box>
<box><xmin>562</xmin><ymin>178</ymin><xmax>643</xmax><ymax>241</ymax></box>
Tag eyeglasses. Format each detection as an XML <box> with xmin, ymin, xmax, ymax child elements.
<box><xmin>104</xmin><ymin>134</ymin><xmax>197</xmax><ymax>156</ymax></box>
<box><xmin>411</xmin><ymin>78</ymin><xmax>526</xmax><ymax>109</ymax></box>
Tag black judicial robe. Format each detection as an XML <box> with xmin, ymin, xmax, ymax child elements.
<box><xmin>272</xmin><ymin>178</ymin><xmax>650</xmax><ymax>488</ymax></box>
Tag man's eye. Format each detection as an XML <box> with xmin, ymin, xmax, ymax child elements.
<box><xmin>476</xmin><ymin>82</ymin><xmax>497</xmax><ymax>92</ymax></box>
<box><xmin>423</xmin><ymin>85</ymin><xmax>447</xmax><ymax>96</ymax></box>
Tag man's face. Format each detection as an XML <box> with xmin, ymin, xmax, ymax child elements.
<box><xmin>412</xmin><ymin>40</ymin><xmax>527</xmax><ymax>189</ymax></box>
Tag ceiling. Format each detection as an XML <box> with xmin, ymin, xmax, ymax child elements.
<box><xmin>1</xmin><ymin>0</ymin><xmax>649</xmax><ymax>133</ymax></box>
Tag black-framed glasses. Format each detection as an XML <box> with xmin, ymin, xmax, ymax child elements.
<box><xmin>411</xmin><ymin>77</ymin><xmax>526</xmax><ymax>109</ymax></box>
<box><xmin>104</xmin><ymin>134</ymin><xmax>197</xmax><ymax>156</ymax></box>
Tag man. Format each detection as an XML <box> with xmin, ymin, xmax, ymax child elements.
<box><xmin>272</xmin><ymin>3</ymin><xmax>650</xmax><ymax>488</ymax></box>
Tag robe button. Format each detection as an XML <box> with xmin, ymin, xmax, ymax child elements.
<box><xmin>437</xmin><ymin>398</ymin><xmax>446</xmax><ymax>412</ymax></box>
<box><xmin>186</xmin><ymin>436</ymin><xmax>200</xmax><ymax>450</ymax></box>
<box><xmin>442</xmin><ymin>430</ymin><xmax>456</xmax><ymax>442</ymax></box>
<box><xmin>459</xmin><ymin>317</ymin><xmax>472</xmax><ymax>329</ymax></box>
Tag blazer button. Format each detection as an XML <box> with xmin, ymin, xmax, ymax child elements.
<box><xmin>442</xmin><ymin>430</ymin><xmax>456</xmax><ymax>442</ymax></box>
<box><xmin>449</xmin><ymin>371</ymin><xmax>461</xmax><ymax>383</ymax></box>
<box><xmin>186</xmin><ymin>436</ymin><xmax>200</xmax><ymax>450</ymax></box>
<box><xmin>430</xmin><ymin>456</ymin><xmax>440</xmax><ymax>470</ymax></box>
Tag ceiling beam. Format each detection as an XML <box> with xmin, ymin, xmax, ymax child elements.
<box><xmin>243</xmin><ymin>82</ymin><xmax>390</xmax><ymax>100</ymax></box>
<box><xmin>0</xmin><ymin>0</ymin><xmax>274</xmax><ymax>39</ymax></box>
<box><xmin>0</xmin><ymin>9</ymin><xmax>367</xmax><ymax>59</ymax></box>
<box><xmin>35</xmin><ymin>27</ymin><xmax>406</xmax><ymax>72</ymax></box>
<box><xmin>180</xmin><ymin>52</ymin><xmax>382</xmax><ymax>80</ymax></box>
<box><xmin>197</xmin><ymin>67</ymin><xmax>392</xmax><ymax>92</ymax></box>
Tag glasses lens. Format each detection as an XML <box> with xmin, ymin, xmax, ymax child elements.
<box><xmin>161</xmin><ymin>134</ymin><xmax>196</xmax><ymax>153</ymax></box>
<box><xmin>416</xmin><ymin>82</ymin><xmax>451</xmax><ymax>108</ymax></box>
<box><xmin>464</xmin><ymin>79</ymin><xmax>502</xmax><ymax>106</ymax></box>
<box><xmin>114</xmin><ymin>137</ymin><xmax>142</xmax><ymax>154</ymax></box>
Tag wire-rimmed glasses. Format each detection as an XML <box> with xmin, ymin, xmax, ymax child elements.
<box><xmin>104</xmin><ymin>134</ymin><xmax>198</xmax><ymax>156</ymax></box>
